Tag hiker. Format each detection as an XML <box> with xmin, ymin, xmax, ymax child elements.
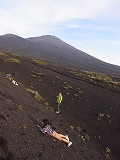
<box><xmin>36</xmin><ymin>118</ymin><xmax>72</xmax><ymax>147</ymax></box>
<box><xmin>12</xmin><ymin>79</ymin><xmax>18</xmax><ymax>86</ymax></box>
<box><xmin>56</xmin><ymin>93</ymin><xmax>63</xmax><ymax>113</ymax></box>
<box><xmin>6</xmin><ymin>73</ymin><xmax>12</xmax><ymax>80</ymax></box>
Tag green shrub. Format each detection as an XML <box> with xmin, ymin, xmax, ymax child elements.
<box><xmin>26</xmin><ymin>88</ymin><xmax>43</xmax><ymax>101</ymax></box>
<box><xmin>98</xmin><ymin>113</ymin><xmax>104</xmax><ymax>118</ymax></box>
<box><xmin>44</xmin><ymin>102</ymin><xmax>54</xmax><ymax>112</ymax></box>
<box><xmin>0</xmin><ymin>52</ymin><xmax>6</xmax><ymax>56</ymax></box>
<box><xmin>21</xmin><ymin>125</ymin><xmax>27</xmax><ymax>129</ymax></box>
<box><xmin>63</xmin><ymin>86</ymin><xmax>68</xmax><ymax>89</ymax></box>
<box><xmin>29</xmin><ymin>72</ymin><xmax>45</xmax><ymax>78</ymax></box>
<box><xmin>74</xmin><ymin>94</ymin><xmax>78</xmax><ymax>97</ymax></box>
<box><xmin>70</xmin><ymin>125</ymin><xmax>74</xmax><ymax>130</ymax></box>
<box><xmin>34</xmin><ymin>91</ymin><xmax>43</xmax><ymax>101</ymax></box>
<box><xmin>83</xmin><ymin>71</ymin><xmax>112</xmax><ymax>83</ymax></box>
<box><xmin>84</xmin><ymin>134</ymin><xmax>90</xmax><ymax>140</ymax></box>
<box><xmin>44</xmin><ymin>102</ymin><xmax>49</xmax><ymax>106</ymax></box>
<box><xmin>78</xmin><ymin>91</ymin><xmax>83</xmax><ymax>94</ymax></box>
<box><xmin>76</xmin><ymin>126</ymin><xmax>81</xmax><ymax>132</ymax></box>
<box><xmin>17</xmin><ymin>105</ymin><xmax>22</xmax><ymax>111</ymax></box>
<box><xmin>18</xmin><ymin>82</ymin><xmax>25</xmax><ymax>88</ymax></box>
<box><xmin>63</xmin><ymin>85</ymin><xmax>73</xmax><ymax>90</ymax></box>
<box><xmin>4</xmin><ymin>58</ymin><xmax>20</xmax><ymax>63</ymax></box>
<box><xmin>33</xmin><ymin>59</ymin><xmax>47</xmax><ymax>66</ymax></box>
<box><xmin>55</xmin><ymin>76</ymin><xmax>60</xmax><ymax>80</ymax></box>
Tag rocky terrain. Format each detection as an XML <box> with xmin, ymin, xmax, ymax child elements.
<box><xmin>0</xmin><ymin>52</ymin><xmax>120</xmax><ymax>160</ymax></box>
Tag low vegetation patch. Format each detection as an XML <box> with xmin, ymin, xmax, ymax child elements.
<box><xmin>63</xmin><ymin>85</ymin><xmax>73</xmax><ymax>90</ymax></box>
<box><xmin>55</xmin><ymin>76</ymin><xmax>60</xmax><ymax>80</ymax></box>
<box><xmin>12</xmin><ymin>53</ymin><xmax>22</xmax><ymax>58</ymax></box>
<box><xmin>18</xmin><ymin>82</ymin><xmax>25</xmax><ymax>88</ymax></box>
<box><xmin>16</xmin><ymin>105</ymin><xmax>22</xmax><ymax>111</ymax></box>
<box><xmin>69</xmin><ymin>68</ymin><xmax>119</xmax><ymax>87</ymax></box>
<box><xmin>4</xmin><ymin>58</ymin><xmax>20</xmax><ymax>63</ymax></box>
<box><xmin>21</xmin><ymin>124</ymin><xmax>27</xmax><ymax>130</ymax></box>
<box><xmin>44</xmin><ymin>102</ymin><xmax>54</xmax><ymax>112</ymax></box>
<box><xmin>0</xmin><ymin>52</ymin><xmax>6</xmax><ymax>56</ymax></box>
<box><xmin>70</xmin><ymin>125</ymin><xmax>90</xmax><ymax>141</ymax></box>
<box><xmin>83</xmin><ymin>71</ymin><xmax>112</xmax><ymax>83</ymax></box>
<box><xmin>29</xmin><ymin>71</ymin><xmax>46</xmax><ymax>78</ymax></box>
<box><xmin>97</xmin><ymin>113</ymin><xmax>111</xmax><ymax>124</ymax></box>
<box><xmin>33</xmin><ymin>59</ymin><xmax>47</xmax><ymax>66</ymax></box>
<box><xmin>69</xmin><ymin>69</ymin><xmax>82</xmax><ymax>77</ymax></box>
<box><xmin>26</xmin><ymin>88</ymin><xmax>43</xmax><ymax>101</ymax></box>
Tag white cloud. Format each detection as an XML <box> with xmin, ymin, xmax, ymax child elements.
<box><xmin>0</xmin><ymin>1</ymin><xmax>119</xmax><ymax>33</ymax></box>
<box><xmin>0</xmin><ymin>0</ymin><xmax>120</xmax><ymax>65</ymax></box>
<box><xmin>1</xmin><ymin>0</ymin><xmax>120</xmax><ymax>24</ymax></box>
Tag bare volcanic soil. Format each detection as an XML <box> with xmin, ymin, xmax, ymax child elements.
<box><xmin>0</xmin><ymin>53</ymin><xmax>120</xmax><ymax>160</ymax></box>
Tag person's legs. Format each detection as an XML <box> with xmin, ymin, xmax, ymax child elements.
<box><xmin>52</xmin><ymin>132</ymin><xmax>69</xmax><ymax>143</ymax></box>
<box><xmin>56</xmin><ymin>103</ymin><xmax>60</xmax><ymax>112</ymax></box>
<box><xmin>52</xmin><ymin>131</ymin><xmax>72</xmax><ymax>147</ymax></box>
<box><xmin>61</xmin><ymin>135</ymin><xmax>69</xmax><ymax>143</ymax></box>
<box><xmin>59</xmin><ymin>134</ymin><xmax>72</xmax><ymax>147</ymax></box>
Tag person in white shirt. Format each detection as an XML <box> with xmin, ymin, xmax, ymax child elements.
<box><xmin>12</xmin><ymin>79</ymin><xmax>18</xmax><ymax>86</ymax></box>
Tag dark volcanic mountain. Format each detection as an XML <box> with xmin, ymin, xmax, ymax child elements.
<box><xmin>0</xmin><ymin>33</ymin><xmax>120</xmax><ymax>76</ymax></box>
<box><xmin>0</xmin><ymin>38</ymin><xmax>120</xmax><ymax>159</ymax></box>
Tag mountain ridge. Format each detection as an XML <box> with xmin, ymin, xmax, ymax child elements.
<box><xmin>0</xmin><ymin>33</ymin><xmax>120</xmax><ymax>77</ymax></box>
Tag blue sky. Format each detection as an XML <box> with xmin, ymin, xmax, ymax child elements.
<box><xmin>0</xmin><ymin>0</ymin><xmax>120</xmax><ymax>66</ymax></box>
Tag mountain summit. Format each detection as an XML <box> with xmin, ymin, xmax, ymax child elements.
<box><xmin>0</xmin><ymin>33</ymin><xmax>120</xmax><ymax>76</ymax></box>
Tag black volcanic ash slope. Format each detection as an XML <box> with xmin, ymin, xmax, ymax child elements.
<box><xmin>0</xmin><ymin>53</ymin><xmax>120</xmax><ymax>159</ymax></box>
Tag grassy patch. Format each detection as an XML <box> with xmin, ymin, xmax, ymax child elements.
<box><xmin>21</xmin><ymin>124</ymin><xmax>27</xmax><ymax>130</ymax></box>
<box><xmin>4</xmin><ymin>58</ymin><xmax>20</xmax><ymax>63</ymax></box>
<box><xmin>78</xmin><ymin>134</ymin><xmax>90</xmax><ymax>141</ymax></box>
<box><xmin>83</xmin><ymin>71</ymin><xmax>112</xmax><ymax>83</ymax></box>
<box><xmin>55</xmin><ymin>76</ymin><xmax>60</xmax><ymax>80</ymax></box>
<box><xmin>69</xmin><ymin>69</ymin><xmax>119</xmax><ymax>87</ymax></box>
<box><xmin>12</xmin><ymin>53</ymin><xmax>22</xmax><ymax>58</ymax></box>
<box><xmin>44</xmin><ymin>102</ymin><xmax>54</xmax><ymax>112</ymax></box>
<box><xmin>70</xmin><ymin>125</ymin><xmax>90</xmax><ymax>141</ymax></box>
<box><xmin>69</xmin><ymin>68</ymin><xmax>82</xmax><ymax>77</ymax></box>
<box><xmin>33</xmin><ymin>59</ymin><xmax>47</xmax><ymax>66</ymax></box>
<box><xmin>16</xmin><ymin>105</ymin><xmax>22</xmax><ymax>111</ymax></box>
<box><xmin>29</xmin><ymin>71</ymin><xmax>46</xmax><ymax>78</ymax></box>
<box><xmin>97</xmin><ymin>113</ymin><xmax>111</xmax><ymax>124</ymax></box>
<box><xmin>0</xmin><ymin>52</ymin><xmax>6</xmax><ymax>56</ymax></box>
<box><xmin>26</xmin><ymin>88</ymin><xmax>43</xmax><ymax>101</ymax></box>
<box><xmin>63</xmin><ymin>85</ymin><xmax>73</xmax><ymax>90</ymax></box>
<box><xmin>18</xmin><ymin>82</ymin><xmax>25</xmax><ymax>88</ymax></box>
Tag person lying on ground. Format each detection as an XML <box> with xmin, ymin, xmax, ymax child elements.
<box><xmin>36</xmin><ymin>118</ymin><xmax>72</xmax><ymax>147</ymax></box>
<box><xmin>6</xmin><ymin>73</ymin><xmax>12</xmax><ymax>80</ymax></box>
<box><xmin>12</xmin><ymin>79</ymin><xmax>18</xmax><ymax>86</ymax></box>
